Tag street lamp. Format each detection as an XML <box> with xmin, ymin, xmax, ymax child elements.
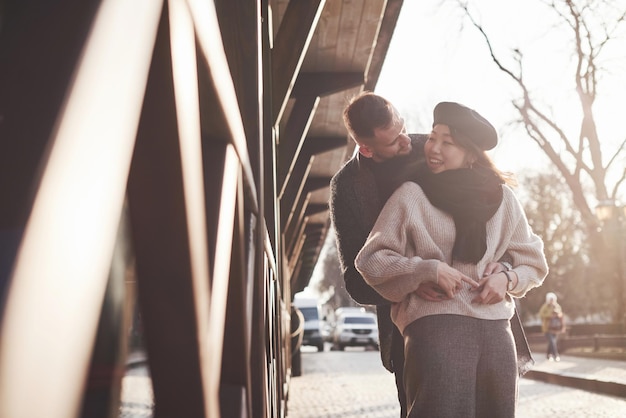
<box><xmin>595</xmin><ymin>199</ymin><xmax>626</xmax><ymax>327</ymax></box>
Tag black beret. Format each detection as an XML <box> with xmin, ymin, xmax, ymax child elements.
<box><xmin>432</xmin><ymin>102</ymin><xmax>498</xmax><ymax>150</ymax></box>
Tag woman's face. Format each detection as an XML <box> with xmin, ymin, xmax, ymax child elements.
<box><xmin>425</xmin><ymin>124</ymin><xmax>475</xmax><ymax>173</ymax></box>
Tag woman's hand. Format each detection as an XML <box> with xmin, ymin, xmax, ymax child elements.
<box><xmin>436</xmin><ymin>262</ymin><xmax>479</xmax><ymax>299</ymax></box>
<box><xmin>483</xmin><ymin>261</ymin><xmax>506</xmax><ymax>276</ymax></box>
<box><xmin>472</xmin><ymin>271</ymin><xmax>508</xmax><ymax>304</ymax></box>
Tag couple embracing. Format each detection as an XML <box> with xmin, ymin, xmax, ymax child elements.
<box><xmin>330</xmin><ymin>92</ymin><xmax>548</xmax><ymax>418</ymax></box>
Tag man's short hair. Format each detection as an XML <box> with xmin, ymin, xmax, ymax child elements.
<box><xmin>343</xmin><ymin>92</ymin><xmax>398</xmax><ymax>143</ymax></box>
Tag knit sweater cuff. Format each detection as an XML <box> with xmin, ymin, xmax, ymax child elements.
<box><xmin>508</xmin><ymin>266</ymin><xmax>543</xmax><ymax>297</ymax></box>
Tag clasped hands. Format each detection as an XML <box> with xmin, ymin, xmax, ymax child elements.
<box><xmin>415</xmin><ymin>261</ymin><xmax>508</xmax><ymax>305</ymax></box>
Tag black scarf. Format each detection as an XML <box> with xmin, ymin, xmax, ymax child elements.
<box><xmin>414</xmin><ymin>164</ymin><xmax>504</xmax><ymax>263</ymax></box>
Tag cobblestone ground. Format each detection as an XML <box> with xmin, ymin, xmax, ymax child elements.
<box><xmin>287</xmin><ymin>347</ymin><xmax>626</xmax><ymax>418</ymax></box>
<box><xmin>288</xmin><ymin>347</ymin><xmax>400</xmax><ymax>418</ymax></box>
<box><xmin>117</xmin><ymin>347</ymin><xmax>626</xmax><ymax>417</ymax></box>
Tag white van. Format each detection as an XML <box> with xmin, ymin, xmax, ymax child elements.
<box><xmin>293</xmin><ymin>295</ymin><xmax>325</xmax><ymax>352</ymax></box>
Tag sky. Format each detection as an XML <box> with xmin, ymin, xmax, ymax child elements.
<box><xmin>375</xmin><ymin>0</ymin><xmax>626</xmax><ymax>178</ymax></box>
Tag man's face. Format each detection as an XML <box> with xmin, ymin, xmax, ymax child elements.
<box><xmin>357</xmin><ymin>115</ymin><xmax>412</xmax><ymax>162</ymax></box>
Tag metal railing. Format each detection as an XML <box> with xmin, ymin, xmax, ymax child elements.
<box><xmin>0</xmin><ymin>1</ymin><xmax>291</xmax><ymax>417</ymax></box>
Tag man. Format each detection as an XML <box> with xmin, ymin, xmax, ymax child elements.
<box><xmin>329</xmin><ymin>92</ymin><xmax>513</xmax><ymax>417</ymax></box>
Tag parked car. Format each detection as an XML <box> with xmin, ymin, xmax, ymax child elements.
<box><xmin>331</xmin><ymin>308</ymin><xmax>379</xmax><ymax>351</ymax></box>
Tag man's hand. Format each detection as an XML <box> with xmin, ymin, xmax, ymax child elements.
<box><xmin>436</xmin><ymin>262</ymin><xmax>479</xmax><ymax>299</ymax></box>
<box><xmin>415</xmin><ymin>281</ymin><xmax>450</xmax><ymax>301</ymax></box>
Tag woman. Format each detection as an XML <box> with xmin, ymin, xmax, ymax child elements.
<box><xmin>355</xmin><ymin>102</ymin><xmax>548</xmax><ymax>418</ymax></box>
<box><xmin>539</xmin><ymin>292</ymin><xmax>564</xmax><ymax>361</ymax></box>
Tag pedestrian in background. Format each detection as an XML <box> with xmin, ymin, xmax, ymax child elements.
<box><xmin>356</xmin><ymin>101</ymin><xmax>549</xmax><ymax>418</ymax></box>
<box><xmin>539</xmin><ymin>292</ymin><xmax>564</xmax><ymax>361</ymax></box>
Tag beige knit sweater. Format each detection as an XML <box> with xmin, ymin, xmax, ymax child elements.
<box><xmin>355</xmin><ymin>181</ymin><xmax>548</xmax><ymax>335</ymax></box>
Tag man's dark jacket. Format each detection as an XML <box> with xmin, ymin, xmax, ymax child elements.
<box><xmin>329</xmin><ymin>135</ymin><xmax>426</xmax><ymax>372</ymax></box>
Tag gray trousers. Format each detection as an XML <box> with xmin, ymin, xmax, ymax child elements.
<box><xmin>403</xmin><ymin>314</ymin><xmax>518</xmax><ymax>418</ymax></box>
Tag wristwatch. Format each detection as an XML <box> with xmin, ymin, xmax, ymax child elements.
<box><xmin>501</xmin><ymin>261</ymin><xmax>513</xmax><ymax>271</ymax></box>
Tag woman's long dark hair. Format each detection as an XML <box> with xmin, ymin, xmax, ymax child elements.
<box><xmin>450</xmin><ymin>127</ymin><xmax>517</xmax><ymax>187</ymax></box>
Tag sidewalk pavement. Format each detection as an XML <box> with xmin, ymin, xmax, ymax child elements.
<box><xmin>524</xmin><ymin>354</ymin><xmax>626</xmax><ymax>398</ymax></box>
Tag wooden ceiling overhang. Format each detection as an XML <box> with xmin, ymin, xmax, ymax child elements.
<box><xmin>270</xmin><ymin>0</ymin><xmax>404</xmax><ymax>295</ymax></box>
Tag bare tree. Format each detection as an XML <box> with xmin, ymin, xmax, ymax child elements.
<box><xmin>458</xmin><ymin>0</ymin><xmax>626</xmax><ymax>233</ymax></box>
<box><xmin>519</xmin><ymin>169</ymin><xmax>611</xmax><ymax>321</ymax></box>
<box><xmin>456</xmin><ymin>0</ymin><xmax>626</xmax><ymax>321</ymax></box>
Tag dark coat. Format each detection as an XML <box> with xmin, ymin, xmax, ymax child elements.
<box><xmin>329</xmin><ymin>135</ymin><xmax>427</xmax><ymax>371</ymax></box>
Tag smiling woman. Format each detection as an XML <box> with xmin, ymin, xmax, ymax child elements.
<box><xmin>354</xmin><ymin>98</ymin><xmax>548</xmax><ymax>417</ymax></box>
